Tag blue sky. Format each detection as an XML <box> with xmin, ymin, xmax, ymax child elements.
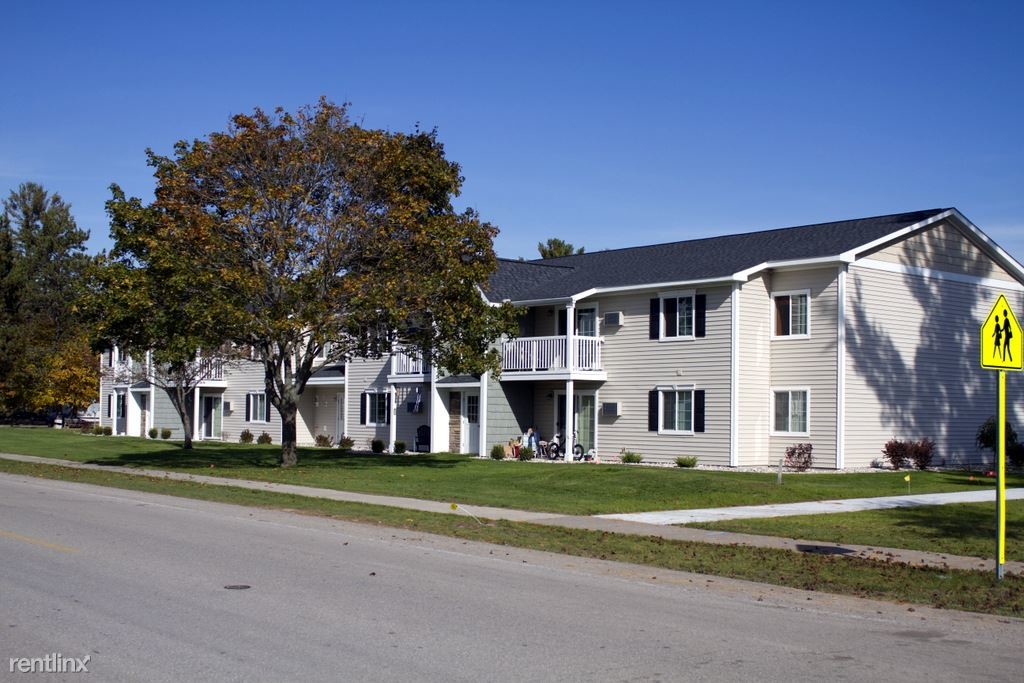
<box><xmin>2</xmin><ymin>1</ymin><xmax>1022</xmax><ymax>261</ymax></box>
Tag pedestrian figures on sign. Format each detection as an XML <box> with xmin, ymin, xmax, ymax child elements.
<box><xmin>992</xmin><ymin>310</ymin><xmax>1015</xmax><ymax>362</ymax></box>
<box><xmin>1003</xmin><ymin>311</ymin><xmax>1014</xmax><ymax>362</ymax></box>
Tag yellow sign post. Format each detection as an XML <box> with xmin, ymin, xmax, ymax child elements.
<box><xmin>980</xmin><ymin>294</ymin><xmax>1022</xmax><ymax>580</ymax></box>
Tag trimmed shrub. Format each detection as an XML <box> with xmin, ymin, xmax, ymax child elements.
<box><xmin>102</xmin><ymin>425</ymin><xmax>113</xmax><ymax>436</ymax></box>
<box><xmin>907</xmin><ymin>438</ymin><xmax>935</xmax><ymax>470</ymax></box>
<box><xmin>256</xmin><ymin>431</ymin><xmax>273</xmax><ymax>445</ymax></box>
<box><xmin>882</xmin><ymin>439</ymin><xmax>908</xmax><ymax>470</ymax></box>
<box><xmin>314</xmin><ymin>434</ymin><xmax>333</xmax><ymax>448</ymax></box>
<box><xmin>785</xmin><ymin>443</ymin><xmax>813</xmax><ymax>471</ymax></box>
<box><xmin>490</xmin><ymin>444</ymin><xmax>506</xmax><ymax>460</ymax></box>
<box><xmin>394</xmin><ymin>440</ymin><xmax>407</xmax><ymax>454</ymax></box>
<box><xmin>371</xmin><ymin>439</ymin><xmax>385</xmax><ymax>454</ymax></box>
<box><xmin>93</xmin><ymin>424</ymin><xmax>104</xmax><ymax>435</ymax></box>
<box><xmin>160</xmin><ymin>428</ymin><xmax>172</xmax><ymax>440</ymax></box>
<box><xmin>239</xmin><ymin>429</ymin><xmax>254</xmax><ymax>444</ymax></box>
<box><xmin>619</xmin><ymin>450</ymin><xmax>643</xmax><ymax>464</ymax></box>
<box><xmin>976</xmin><ymin>416</ymin><xmax>1018</xmax><ymax>453</ymax></box>
<box><xmin>675</xmin><ymin>456</ymin><xmax>698</xmax><ymax>468</ymax></box>
<box><xmin>518</xmin><ymin>447</ymin><xmax>534</xmax><ymax>461</ymax></box>
<box><xmin>336</xmin><ymin>436</ymin><xmax>354</xmax><ymax>453</ymax></box>
<box><xmin>148</xmin><ymin>427</ymin><xmax>158</xmax><ymax>439</ymax></box>
<box><xmin>1009</xmin><ymin>443</ymin><xmax>1024</xmax><ymax>468</ymax></box>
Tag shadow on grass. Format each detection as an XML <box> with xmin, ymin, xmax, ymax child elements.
<box><xmin>885</xmin><ymin>503</ymin><xmax>1022</xmax><ymax>546</ymax></box>
<box><xmin>87</xmin><ymin>445</ymin><xmax>467</xmax><ymax>471</ymax></box>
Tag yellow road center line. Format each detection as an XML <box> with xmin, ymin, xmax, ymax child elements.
<box><xmin>0</xmin><ymin>529</ymin><xmax>79</xmax><ymax>554</ymax></box>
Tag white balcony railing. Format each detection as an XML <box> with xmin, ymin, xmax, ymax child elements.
<box><xmin>501</xmin><ymin>336</ymin><xmax>602</xmax><ymax>373</ymax></box>
<box><xmin>195</xmin><ymin>358</ymin><xmax>224</xmax><ymax>381</ymax></box>
<box><xmin>392</xmin><ymin>350</ymin><xmax>429</xmax><ymax>375</ymax></box>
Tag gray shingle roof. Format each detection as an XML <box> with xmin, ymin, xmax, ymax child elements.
<box><xmin>485</xmin><ymin>209</ymin><xmax>948</xmax><ymax>302</ymax></box>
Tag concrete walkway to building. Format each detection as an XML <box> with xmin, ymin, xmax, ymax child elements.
<box><xmin>2</xmin><ymin>452</ymin><xmax>1021</xmax><ymax>575</ymax></box>
<box><xmin>598</xmin><ymin>488</ymin><xmax>1024</xmax><ymax>525</ymax></box>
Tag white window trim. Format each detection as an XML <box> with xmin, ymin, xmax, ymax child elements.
<box><xmin>247</xmin><ymin>391</ymin><xmax>269</xmax><ymax>423</ymax></box>
<box><xmin>655</xmin><ymin>383</ymin><xmax>695</xmax><ymax>435</ymax></box>
<box><xmin>770</xmin><ymin>289</ymin><xmax>811</xmax><ymax>340</ymax></box>
<box><xmin>657</xmin><ymin>289</ymin><xmax>696</xmax><ymax>342</ymax></box>
<box><xmin>769</xmin><ymin>386</ymin><xmax>811</xmax><ymax>437</ymax></box>
<box><xmin>364</xmin><ymin>390</ymin><xmax>388</xmax><ymax>426</ymax></box>
<box><xmin>575</xmin><ymin>303</ymin><xmax>600</xmax><ymax>337</ymax></box>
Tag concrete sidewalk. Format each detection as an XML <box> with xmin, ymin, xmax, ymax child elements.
<box><xmin>2</xmin><ymin>451</ymin><xmax>1021</xmax><ymax>575</ymax></box>
<box><xmin>599</xmin><ymin>488</ymin><xmax>1024</xmax><ymax>525</ymax></box>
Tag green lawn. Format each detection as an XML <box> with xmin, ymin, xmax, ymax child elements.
<box><xmin>2</xmin><ymin>426</ymin><xmax>1022</xmax><ymax>515</ymax></box>
<box><xmin>1</xmin><ymin>457</ymin><xmax>1022</xmax><ymax>618</ymax></box>
<box><xmin>689</xmin><ymin>500</ymin><xmax>1024</xmax><ymax>562</ymax></box>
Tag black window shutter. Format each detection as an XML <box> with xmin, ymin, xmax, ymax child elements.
<box><xmin>359</xmin><ymin>393</ymin><xmax>366</xmax><ymax>425</ymax></box>
<box><xmin>663</xmin><ymin>297</ymin><xmax>678</xmax><ymax>337</ymax></box>
<box><xmin>649</xmin><ymin>299</ymin><xmax>660</xmax><ymax>340</ymax></box>
<box><xmin>648</xmin><ymin>390</ymin><xmax>658</xmax><ymax>431</ymax></box>
<box><xmin>386</xmin><ymin>394</ymin><xmax>391</xmax><ymax>424</ymax></box>
<box><xmin>245</xmin><ymin>394</ymin><xmax>251</xmax><ymax>422</ymax></box>
<box><xmin>695</xmin><ymin>294</ymin><xmax>707</xmax><ymax>338</ymax></box>
<box><xmin>558</xmin><ymin>309</ymin><xmax>567</xmax><ymax>336</ymax></box>
<box><xmin>106</xmin><ymin>394</ymin><xmax>112</xmax><ymax>418</ymax></box>
<box><xmin>694</xmin><ymin>390</ymin><xmax>706</xmax><ymax>433</ymax></box>
<box><xmin>265</xmin><ymin>396</ymin><xmax>271</xmax><ymax>422</ymax></box>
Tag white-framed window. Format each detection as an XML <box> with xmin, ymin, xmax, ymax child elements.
<box><xmin>659</xmin><ymin>291</ymin><xmax>695</xmax><ymax>340</ymax></box>
<box><xmin>772</xmin><ymin>290</ymin><xmax>810</xmax><ymax>338</ymax></box>
<box><xmin>771</xmin><ymin>388</ymin><xmax>809</xmax><ymax>435</ymax></box>
<box><xmin>466</xmin><ymin>395</ymin><xmax>480</xmax><ymax>424</ymax></box>
<box><xmin>363</xmin><ymin>392</ymin><xmax>389</xmax><ymax>425</ymax></box>
<box><xmin>658</xmin><ymin>386</ymin><xmax>694</xmax><ymax>434</ymax></box>
<box><xmin>247</xmin><ymin>392</ymin><xmax>268</xmax><ymax>423</ymax></box>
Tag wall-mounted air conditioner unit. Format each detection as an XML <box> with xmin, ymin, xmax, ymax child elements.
<box><xmin>603</xmin><ymin>311</ymin><xmax>623</xmax><ymax>327</ymax></box>
<box><xmin>602</xmin><ymin>401</ymin><xmax>620</xmax><ymax>417</ymax></box>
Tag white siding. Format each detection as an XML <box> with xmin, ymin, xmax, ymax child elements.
<box><xmin>844</xmin><ymin>265</ymin><xmax>1024</xmax><ymax>467</ymax></box>
<box><xmin>768</xmin><ymin>267</ymin><xmax>840</xmax><ymax>468</ymax></box>
<box><xmin>221</xmin><ymin>361</ymin><xmax>278</xmax><ymax>444</ymax></box>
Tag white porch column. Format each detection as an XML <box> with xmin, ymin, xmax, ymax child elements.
<box><xmin>342</xmin><ymin>361</ymin><xmax>350</xmax><ymax>437</ymax></box>
<box><xmin>565</xmin><ymin>302</ymin><xmax>576</xmax><ymax>371</ymax></box>
<box><xmin>564</xmin><ymin>379</ymin><xmax>575</xmax><ymax>463</ymax></box>
<box><xmin>388</xmin><ymin>384</ymin><xmax>397</xmax><ymax>452</ymax></box>
<box><xmin>478</xmin><ymin>372</ymin><xmax>489</xmax><ymax>457</ymax></box>
<box><xmin>193</xmin><ymin>386</ymin><xmax>201</xmax><ymax>441</ymax></box>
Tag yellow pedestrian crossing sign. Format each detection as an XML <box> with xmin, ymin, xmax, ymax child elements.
<box><xmin>981</xmin><ymin>294</ymin><xmax>1022</xmax><ymax>371</ymax></box>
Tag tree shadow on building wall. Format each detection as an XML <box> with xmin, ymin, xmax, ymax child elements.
<box><xmin>846</xmin><ymin>231</ymin><xmax>1019</xmax><ymax>467</ymax></box>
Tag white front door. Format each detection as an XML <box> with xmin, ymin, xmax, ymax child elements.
<box><xmin>461</xmin><ymin>392</ymin><xmax>480</xmax><ymax>455</ymax></box>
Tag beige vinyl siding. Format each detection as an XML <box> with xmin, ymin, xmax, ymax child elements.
<box><xmin>768</xmin><ymin>267</ymin><xmax>839</xmax><ymax>467</ymax></box>
<box><xmin>865</xmin><ymin>221</ymin><xmax>1017</xmax><ymax>283</ymax></box>
<box><xmin>736</xmin><ymin>275</ymin><xmax>771</xmax><ymax>466</ymax></box>
<box><xmin>844</xmin><ymin>265</ymin><xmax>1024</xmax><ymax>467</ymax></box>
<box><xmin>344</xmin><ymin>358</ymin><xmax>390</xmax><ymax>451</ymax></box>
<box><xmin>220</xmin><ymin>361</ymin><xmax>278</xmax><ymax>444</ymax></box>
<box><xmin>589</xmin><ymin>286</ymin><xmax>733</xmax><ymax>465</ymax></box>
<box><xmin>393</xmin><ymin>383</ymin><xmax>430</xmax><ymax>448</ymax></box>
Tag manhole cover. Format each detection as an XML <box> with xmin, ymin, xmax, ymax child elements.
<box><xmin>224</xmin><ymin>585</ymin><xmax>251</xmax><ymax>590</ymax></box>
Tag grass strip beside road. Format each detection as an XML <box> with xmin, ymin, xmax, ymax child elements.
<box><xmin>3</xmin><ymin>428</ymin><xmax>1022</xmax><ymax>515</ymax></box>
<box><xmin>2</xmin><ymin>458</ymin><xmax>1022</xmax><ymax>618</ymax></box>
<box><xmin>690</xmin><ymin>501</ymin><xmax>1024</xmax><ymax>562</ymax></box>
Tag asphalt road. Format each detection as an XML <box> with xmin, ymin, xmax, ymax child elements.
<box><xmin>1</xmin><ymin>473</ymin><xmax>1021</xmax><ymax>682</ymax></box>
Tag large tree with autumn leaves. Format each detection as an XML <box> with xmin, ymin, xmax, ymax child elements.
<box><xmin>105</xmin><ymin>100</ymin><xmax>515</xmax><ymax>465</ymax></box>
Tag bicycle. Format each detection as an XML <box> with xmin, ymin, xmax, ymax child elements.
<box><xmin>547</xmin><ymin>431</ymin><xmax>587</xmax><ymax>460</ymax></box>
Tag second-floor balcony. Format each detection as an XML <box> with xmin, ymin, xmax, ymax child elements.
<box><xmin>389</xmin><ymin>349</ymin><xmax>431</xmax><ymax>381</ymax></box>
<box><xmin>501</xmin><ymin>335</ymin><xmax>604</xmax><ymax>378</ymax></box>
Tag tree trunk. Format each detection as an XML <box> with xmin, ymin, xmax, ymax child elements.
<box><xmin>165</xmin><ymin>385</ymin><xmax>195</xmax><ymax>450</ymax></box>
<box><xmin>280</xmin><ymin>404</ymin><xmax>298</xmax><ymax>467</ymax></box>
